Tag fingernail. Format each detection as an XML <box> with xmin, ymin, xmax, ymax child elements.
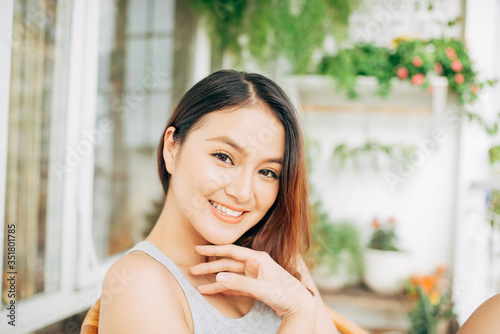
<box><xmin>217</xmin><ymin>273</ymin><xmax>228</xmax><ymax>284</ymax></box>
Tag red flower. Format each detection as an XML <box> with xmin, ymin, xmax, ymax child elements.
<box><xmin>436</xmin><ymin>266</ymin><xmax>448</xmax><ymax>275</ymax></box>
<box><xmin>434</xmin><ymin>62</ymin><xmax>443</xmax><ymax>74</ymax></box>
<box><xmin>451</xmin><ymin>59</ymin><xmax>463</xmax><ymax>72</ymax></box>
<box><xmin>471</xmin><ymin>84</ymin><xmax>480</xmax><ymax>94</ymax></box>
<box><xmin>412</xmin><ymin>56</ymin><xmax>423</xmax><ymax>67</ymax></box>
<box><xmin>371</xmin><ymin>218</ymin><xmax>381</xmax><ymax>228</ymax></box>
<box><xmin>445</xmin><ymin>47</ymin><xmax>457</xmax><ymax>59</ymax></box>
<box><xmin>397</xmin><ymin>67</ymin><xmax>409</xmax><ymax>79</ymax></box>
<box><xmin>455</xmin><ymin>73</ymin><xmax>464</xmax><ymax>84</ymax></box>
<box><xmin>411</xmin><ymin>73</ymin><xmax>425</xmax><ymax>86</ymax></box>
<box><xmin>388</xmin><ymin>217</ymin><xmax>396</xmax><ymax>224</ymax></box>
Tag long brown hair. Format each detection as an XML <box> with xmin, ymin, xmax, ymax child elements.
<box><xmin>157</xmin><ymin>70</ymin><xmax>311</xmax><ymax>279</ymax></box>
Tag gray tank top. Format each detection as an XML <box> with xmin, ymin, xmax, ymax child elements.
<box><xmin>125</xmin><ymin>241</ymin><xmax>282</xmax><ymax>333</ymax></box>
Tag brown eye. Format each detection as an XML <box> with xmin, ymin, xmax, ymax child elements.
<box><xmin>259</xmin><ymin>169</ymin><xmax>279</xmax><ymax>179</ymax></box>
<box><xmin>212</xmin><ymin>152</ymin><xmax>233</xmax><ymax>165</ymax></box>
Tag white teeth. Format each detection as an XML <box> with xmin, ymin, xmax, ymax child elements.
<box><xmin>210</xmin><ymin>200</ymin><xmax>244</xmax><ymax>218</ymax></box>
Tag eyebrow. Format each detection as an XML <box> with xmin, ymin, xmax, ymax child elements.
<box><xmin>206</xmin><ymin>135</ymin><xmax>283</xmax><ymax>165</ymax></box>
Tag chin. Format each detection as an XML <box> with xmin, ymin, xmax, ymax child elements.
<box><xmin>204</xmin><ymin>233</ymin><xmax>241</xmax><ymax>245</ymax></box>
<box><xmin>199</xmin><ymin>225</ymin><xmax>247</xmax><ymax>245</ymax></box>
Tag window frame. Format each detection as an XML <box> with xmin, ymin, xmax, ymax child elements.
<box><xmin>73</xmin><ymin>0</ymin><xmax>117</xmax><ymax>290</ymax></box>
<box><xmin>0</xmin><ymin>0</ymin><xmax>208</xmax><ymax>331</ymax></box>
<box><xmin>0</xmin><ymin>0</ymin><xmax>112</xmax><ymax>332</ymax></box>
<box><xmin>0</xmin><ymin>2</ymin><xmax>14</xmax><ymax>312</ymax></box>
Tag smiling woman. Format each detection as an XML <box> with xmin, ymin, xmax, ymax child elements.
<box><xmin>96</xmin><ymin>70</ymin><xmax>338</xmax><ymax>333</ymax></box>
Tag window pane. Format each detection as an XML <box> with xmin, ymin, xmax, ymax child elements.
<box><xmin>125</xmin><ymin>38</ymin><xmax>147</xmax><ymax>90</ymax></box>
<box><xmin>149</xmin><ymin>93</ymin><xmax>171</xmax><ymax>145</ymax></box>
<box><xmin>93</xmin><ymin>0</ymin><xmax>173</xmax><ymax>260</ymax></box>
<box><xmin>153</xmin><ymin>0</ymin><xmax>175</xmax><ymax>32</ymax></box>
<box><xmin>152</xmin><ymin>37</ymin><xmax>174</xmax><ymax>90</ymax></box>
<box><xmin>2</xmin><ymin>0</ymin><xmax>72</xmax><ymax>304</ymax></box>
<box><xmin>127</xmin><ymin>0</ymin><xmax>148</xmax><ymax>34</ymax></box>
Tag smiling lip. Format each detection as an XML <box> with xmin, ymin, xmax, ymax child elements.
<box><xmin>209</xmin><ymin>200</ymin><xmax>248</xmax><ymax>224</ymax></box>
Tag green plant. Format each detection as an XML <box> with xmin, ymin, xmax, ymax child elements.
<box><xmin>318</xmin><ymin>43</ymin><xmax>395</xmax><ymax>98</ymax></box>
<box><xmin>318</xmin><ymin>37</ymin><xmax>498</xmax><ymax>134</ymax></box>
<box><xmin>305</xmin><ymin>138</ymin><xmax>363</xmax><ymax>278</ymax></box>
<box><xmin>330</xmin><ymin>141</ymin><xmax>415</xmax><ymax>171</ymax></box>
<box><xmin>309</xmin><ymin>200</ymin><xmax>363</xmax><ymax>277</ymax></box>
<box><xmin>367</xmin><ymin>217</ymin><xmax>399</xmax><ymax>251</ymax></box>
<box><xmin>487</xmin><ymin>190</ymin><xmax>500</xmax><ymax>230</ymax></box>
<box><xmin>188</xmin><ymin>0</ymin><xmax>359</xmax><ymax>73</ymax></box>
<box><xmin>489</xmin><ymin>146</ymin><xmax>500</xmax><ymax>166</ymax></box>
<box><xmin>408</xmin><ymin>287</ymin><xmax>456</xmax><ymax>334</ymax></box>
<box><xmin>319</xmin><ymin>37</ymin><xmax>496</xmax><ymax>103</ymax></box>
<box><xmin>406</xmin><ymin>268</ymin><xmax>456</xmax><ymax>334</ymax></box>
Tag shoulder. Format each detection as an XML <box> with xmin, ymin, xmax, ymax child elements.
<box><xmin>98</xmin><ymin>250</ymin><xmax>191</xmax><ymax>334</ymax></box>
<box><xmin>458</xmin><ymin>294</ymin><xmax>500</xmax><ymax>334</ymax></box>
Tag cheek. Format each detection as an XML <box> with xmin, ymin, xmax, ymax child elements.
<box><xmin>193</xmin><ymin>156</ymin><xmax>228</xmax><ymax>197</ymax></box>
<box><xmin>173</xmin><ymin>156</ymin><xmax>214</xmax><ymax>212</ymax></box>
<box><xmin>256</xmin><ymin>182</ymin><xmax>280</xmax><ymax>211</ymax></box>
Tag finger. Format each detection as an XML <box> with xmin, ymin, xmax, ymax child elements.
<box><xmin>196</xmin><ymin>282</ymin><xmax>228</xmax><ymax>295</ymax></box>
<box><xmin>215</xmin><ymin>272</ymin><xmax>265</xmax><ymax>300</ymax></box>
<box><xmin>219</xmin><ymin>290</ymin><xmax>252</xmax><ymax>297</ymax></box>
<box><xmin>190</xmin><ymin>259</ymin><xmax>245</xmax><ymax>275</ymax></box>
<box><xmin>195</xmin><ymin>244</ymin><xmax>265</xmax><ymax>262</ymax></box>
<box><xmin>197</xmin><ymin>284</ymin><xmax>252</xmax><ymax>297</ymax></box>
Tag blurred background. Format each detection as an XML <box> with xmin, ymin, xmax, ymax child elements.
<box><xmin>1</xmin><ymin>0</ymin><xmax>499</xmax><ymax>333</ymax></box>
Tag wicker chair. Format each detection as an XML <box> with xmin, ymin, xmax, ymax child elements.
<box><xmin>80</xmin><ymin>297</ymin><xmax>368</xmax><ymax>334</ymax></box>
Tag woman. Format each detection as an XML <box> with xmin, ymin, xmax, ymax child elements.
<box><xmin>98</xmin><ymin>70</ymin><xmax>338</xmax><ymax>333</ymax></box>
<box><xmin>457</xmin><ymin>294</ymin><xmax>500</xmax><ymax>333</ymax></box>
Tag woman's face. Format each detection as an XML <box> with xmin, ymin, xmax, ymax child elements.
<box><xmin>164</xmin><ymin>105</ymin><xmax>285</xmax><ymax>245</ymax></box>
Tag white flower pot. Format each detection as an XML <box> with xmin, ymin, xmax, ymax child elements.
<box><xmin>312</xmin><ymin>251</ymin><xmax>359</xmax><ymax>292</ymax></box>
<box><xmin>363</xmin><ymin>248</ymin><xmax>412</xmax><ymax>294</ymax></box>
<box><xmin>312</xmin><ymin>263</ymin><xmax>352</xmax><ymax>292</ymax></box>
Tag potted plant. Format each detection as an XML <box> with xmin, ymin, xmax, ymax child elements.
<box><xmin>363</xmin><ymin>217</ymin><xmax>412</xmax><ymax>294</ymax></box>
<box><xmin>318</xmin><ymin>37</ymin><xmax>494</xmax><ymax>104</ymax></box>
<box><xmin>316</xmin><ymin>37</ymin><xmax>497</xmax><ymax>133</ymax></box>
<box><xmin>489</xmin><ymin>146</ymin><xmax>500</xmax><ymax>174</ymax></box>
<box><xmin>309</xmin><ymin>200</ymin><xmax>363</xmax><ymax>291</ymax></box>
<box><xmin>406</xmin><ymin>267</ymin><xmax>457</xmax><ymax>334</ymax></box>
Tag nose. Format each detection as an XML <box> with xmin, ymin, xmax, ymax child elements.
<box><xmin>225</xmin><ymin>167</ymin><xmax>253</xmax><ymax>204</ymax></box>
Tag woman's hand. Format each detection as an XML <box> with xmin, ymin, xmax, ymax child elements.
<box><xmin>190</xmin><ymin>244</ymin><xmax>317</xmax><ymax>321</ymax></box>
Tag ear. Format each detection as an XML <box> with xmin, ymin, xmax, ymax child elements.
<box><xmin>163</xmin><ymin>126</ymin><xmax>180</xmax><ymax>175</ymax></box>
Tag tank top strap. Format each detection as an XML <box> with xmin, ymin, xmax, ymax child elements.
<box><xmin>125</xmin><ymin>240</ymin><xmax>199</xmax><ymax>297</ymax></box>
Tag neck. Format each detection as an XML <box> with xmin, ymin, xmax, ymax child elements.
<box><xmin>145</xmin><ymin>193</ymin><xmax>210</xmax><ymax>268</ymax></box>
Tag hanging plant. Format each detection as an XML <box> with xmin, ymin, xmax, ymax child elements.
<box><xmin>330</xmin><ymin>141</ymin><xmax>415</xmax><ymax>171</ymax></box>
<box><xmin>318</xmin><ymin>37</ymin><xmax>498</xmax><ymax>134</ymax></box>
<box><xmin>188</xmin><ymin>0</ymin><xmax>359</xmax><ymax>73</ymax></box>
<box><xmin>318</xmin><ymin>43</ymin><xmax>395</xmax><ymax>98</ymax></box>
<box><xmin>319</xmin><ymin>37</ymin><xmax>496</xmax><ymax>104</ymax></box>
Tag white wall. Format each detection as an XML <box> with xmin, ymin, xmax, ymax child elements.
<box><xmin>278</xmin><ymin>0</ymin><xmax>465</xmax><ymax>279</ymax></box>
<box><xmin>280</xmin><ymin>0</ymin><xmax>500</xmax><ymax>325</ymax></box>
<box><xmin>286</xmin><ymin>0</ymin><xmax>500</xmax><ymax>325</ymax></box>
<box><xmin>281</xmin><ymin>77</ymin><xmax>459</xmax><ymax>276</ymax></box>
<box><xmin>453</xmin><ymin>0</ymin><xmax>500</xmax><ymax>324</ymax></box>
